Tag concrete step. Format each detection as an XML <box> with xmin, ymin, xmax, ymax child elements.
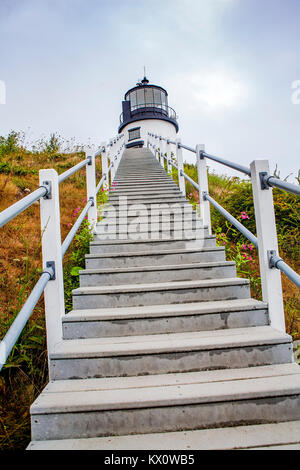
<box><xmin>89</xmin><ymin>237</ymin><xmax>217</xmax><ymax>254</ymax></box>
<box><xmin>97</xmin><ymin>213</ymin><xmax>202</xmax><ymax>226</ymax></box>
<box><xmin>49</xmin><ymin>326</ymin><xmax>293</xmax><ymax>380</ymax></box>
<box><xmin>72</xmin><ymin>278</ymin><xmax>250</xmax><ymax>309</ymax></box>
<box><xmin>85</xmin><ymin>247</ymin><xmax>226</xmax><ymax>269</ymax></box>
<box><xmin>78</xmin><ymin>261</ymin><xmax>237</xmax><ymax>287</ymax></box>
<box><xmin>62</xmin><ymin>298</ymin><xmax>268</xmax><ymax>339</ymax></box>
<box><xmin>27</xmin><ymin>420</ymin><xmax>300</xmax><ymax>450</ymax></box>
<box><xmin>108</xmin><ymin>194</ymin><xmax>185</xmax><ymax>201</ymax></box>
<box><xmin>110</xmin><ymin>190</ymin><xmax>182</xmax><ymax>197</ymax></box>
<box><xmin>112</xmin><ymin>181</ymin><xmax>178</xmax><ymax>188</ymax></box>
<box><xmin>30</xmin><ymin>363</ymin><xmax>299</xmax><ymax>440</ymax></box>
<box><xmin>94</xmin><ymin>221</ymin><xmax>207</xmax><ymax>237</ymax></box>
<box><xmin>101</xmin><ymin>201</ymin><xmax>192</xmax><ymax>210</ymax></box>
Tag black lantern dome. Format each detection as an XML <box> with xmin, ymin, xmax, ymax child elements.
<box><xmin>118</xmin><ymin>76</ymin><xmax>179</xmax><ymax>133</ymax></box>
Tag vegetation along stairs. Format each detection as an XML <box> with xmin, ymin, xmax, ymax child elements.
<box><xmin>27</xmin><ymin>148</ymin><xmax>300</xmax><ymax>450</ymax></box>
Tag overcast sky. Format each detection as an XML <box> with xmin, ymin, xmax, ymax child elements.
<box><xmin>0</xmin><ymin>0</ymin><xmax>299</xmax><ymax>179</ymax></box>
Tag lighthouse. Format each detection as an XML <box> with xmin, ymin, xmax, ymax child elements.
<box><xmin>118</xmin><ymin>76</ymin><xmax>178</xmax><ymax>148</ymax></box>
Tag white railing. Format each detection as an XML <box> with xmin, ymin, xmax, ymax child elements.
<box><xmin>148</xmin><ymin>132</ymin><xmax>300</xmax><ymax>334</ymax></box>
<box><xmin>0</xmin><ymin>133</ymin><xmax>125</xmax><ymax>371</ymax></box>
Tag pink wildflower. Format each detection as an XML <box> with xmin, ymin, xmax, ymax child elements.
<box><xmin>241</xmin><ymin>211</ymin><xmax>249</xmax><ymax>220</ymax></box>
<box><xmin>242</xmin><ymin>253</ymin><xmax>247</xmax><ymax>258</ymax></box>
<box><xmin>242</xmin><ymin>244</ymin><xmax>247</xmax><ymax>250</ymax></box>
<box><xmin>249</xmin><ymin>244</ymin><xmax>253</xmax><ymax>250</ymax></box>
<box><xmin>67</xmin><ymin>223</ymin><xmax>72</xmax><ymax>227</ymax></box>
<box><xmin>248</xmin><ymin>256</ymin><xmax>252</xmax><ymax>261</ymax></box>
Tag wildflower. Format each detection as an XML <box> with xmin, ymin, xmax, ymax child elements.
<box><xmin>221</xmin><ymin>233</ymin><xmax>225</xmax><ymax>237</ymax></box>
<box><xmin>241</xmin><ymin>211</ymin><xmax>249</xmax><ymax>220</ymax></box>
<box><xmin>248</xmin><ymin>256</ymin><xmax>252</xmax><ymax>261</ymax></box>
<box><xmin>242</xmin><ymin>244</ymin><xmax>247</xmax><ymax>250</ymax></box>
<box><xmin>242</xmin><ymin>253</ymin><xmax>247</xmax><ymax>258</ymax></box>
<box><xmin>249</xmin><ymin>244</ymin><xmax>253</xmax><ymax>251</ymax></box>
<box><xmin>67</xmin><ymin>223</ymin><xmax>72</xmax><ymax>227</ymax></box>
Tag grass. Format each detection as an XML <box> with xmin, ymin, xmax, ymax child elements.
<box><xmin>0</xmin><ymin>131</ymin><xmax>103</xmax><ymax>450</ymax></box>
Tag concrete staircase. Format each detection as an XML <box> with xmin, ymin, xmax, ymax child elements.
<box><xmin>27</xmin><ymin>148</ymin><xmax>300</xmax><ymax>450</ymax></box>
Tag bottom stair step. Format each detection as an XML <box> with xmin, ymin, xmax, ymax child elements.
<box><xmin>27</xmin><ymin>420</ymin><xmax>300</xmax><ymax>450</ymax></box>
<box><xmin>29</xmin><ymin>363</ymin><xmax>300</xmax><ymax>441</ymax></box>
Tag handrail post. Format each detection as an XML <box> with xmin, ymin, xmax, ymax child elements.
<box><xmin>250</xmin><ymin>160</ymin><xmax>285</xmax><ymax>332</ymax></box>
<box><xmin>101</xmin><ymin>142</ymin><xmax>109</xmax><ymax>190</ymax></box>
<box><xmin>166</xmin><ymin>138</ymin><xmax>172</xmax><ymax>174</ymax></box>
<box><xmin>159</xmin><ymin>137</ymin><xmax>163</xmax><ymax>167</ymax></box>
<box><xmin>39</xmin><ymin>169</ymin><xmax>65</xmax><ymax>375</ymax></box>
<box><xmin>176</xmin><ymin>138</ymin><xmax>186</xmax><ymax>196</ymax></box>
<box><xmin>196</xmin><ymin>144</ymin><xmax>211</xmax><ymax>234</ymax></box>
<box><xmin>86</xmin><ymin>153</ymin><xmax>97</xmax><ymax>228</ymax></box>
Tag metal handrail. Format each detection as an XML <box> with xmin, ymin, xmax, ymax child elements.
<box><xmin>61</xmin><ymin>199</ymin><xmax>93</xmax><ymax>258</ymax></box>
<box><xmin>203</xmin><ymin>193</ymin><xmax>258</xmax><ymax>247</ymax></box>
<box><xmin>149</xmin><ymin>132</ymin><xmax>299</xmax><ymax>291</ymax></box>
<box><xmin>0</xmin><ymin>186</ymin><xmax>48</xmax><ymax>228</ymax></box>
<box><xmin>96</xmin><ymin>174</ymin><xmax>106</xmax><ymax>194</ymax></box>
<box><xmin>0</xmin><ymin>265</ymin><xmax>54</xmax><ymax>371</ymax></box>
<box><xmin>149</xmin><ymin>132</ymin><xmax>300</xmax><ymax>194</ymax></box>
<box><xmin>261</xmin><ymin>174</ymin><xmax>300</xmax><ymax>196</ymax></box>
<box><xmin>58</xmin><ymin>157</ymin><xmax>91</xmax><ymax>184</ymax></box>
<box><xmin>269</xmin><ymin>252</ymin><xmax>300</xmax><ymax>288</ymax></box>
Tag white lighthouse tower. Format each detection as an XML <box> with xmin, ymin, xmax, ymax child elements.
<box><xmin>118</xmin><ymin>75</ymin><xmax>178</xmax><ymax>148</ymax></box>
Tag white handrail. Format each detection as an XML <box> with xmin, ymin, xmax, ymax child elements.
<box><xmin>148</xmin><ymin>131</ymin><xmax>299</xmax><ymax>333</ymax></box>
<box><xmin>0</xmin><ymin>132</ymin><xmax>125</xmax><ymax>372</ymax></box>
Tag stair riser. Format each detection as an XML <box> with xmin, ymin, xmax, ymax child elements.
<box><xmin>108</xmin><ymin>197</ymin><xmax>186</xmax><ymax>203</ymax></box>
<box><xmin>112</xmin><ymin>186</ymin><xmax>178</xmax><ymax>191</ymax></box>
<box><xmin>85</xmin><ymin>250</ymin><xmax>225</xmax><ymax>269</ymax></box>
<box><xmin>73</xmin><ymin>284</ymin><xmax>250</xmax><ymax>309</ymax></box>
<box><xmin>110</xmin><ymin>189</ymin><xmax>180</xmax><ymax>195</ymax></box>
<box><xmin>49</xmin><ymin>342</ymin><xmax>291</xmax><ymax>381</ymax></box>
<box><xmin>30</xmin><ymin>394</ymin><xmax>300</xmax><ymax>441</ymax></box>
<box><xmin>62</xmin><ymin>309</ymin><xmax>269</xmax><ymax>339</ymax></box>
<box><xmin>79</xmin><ymin>265</ymin><xmax>236</xmax><ymax>287</ymax></box>
<box><xmin>93</xmin><ymin>232</ymin><xmax>209</xmax><ymax>241</ymax></box>
<box><xmin>89</xmin><ymin>239</ymin><xmax>216</xmax><ymax>254</ymax></box>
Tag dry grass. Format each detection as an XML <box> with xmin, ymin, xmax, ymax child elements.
<box><xmin>0</xmin><ymin>143</ymin><xmax>103</xmax><ymax>449</ymax></box>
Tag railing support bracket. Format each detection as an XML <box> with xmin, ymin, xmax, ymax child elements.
<box><xmin>45</xmin><ymin>261</ymin><xmax>56</xmax><ymax>280</ymax></box>
<box><xmin>259</xmin><ymin>171</ymin><xmax>270</xmax><ymax>190</ymax></box>
<box><xmin>42</xmin><ymin>181</ymin><xmax>52</xmax><ymax>199</ymax></box>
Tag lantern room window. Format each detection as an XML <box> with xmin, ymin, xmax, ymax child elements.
<box><xmin>126</xmin><ymin>86</ymin><xmax>168</xmax><ymax>111</ymax></box>
<box><xmin>128</xmin><ymin>127</ymin><xmax>141</xmax><ymax>141</ymax></box>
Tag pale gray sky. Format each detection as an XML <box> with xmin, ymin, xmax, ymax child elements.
<box><xmin>0</xmin><ymin>0</ymin><xmax>299</xmax><ymax>179</ymax></box>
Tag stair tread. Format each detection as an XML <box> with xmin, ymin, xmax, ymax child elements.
<box><xmin>90</xmin><ymin>236</ymin><xmax>215</xmax><ymax>245</ymax></box>
<box><xmin>43</xmin><ymin>363</ymin><xmax>299</xmax><ymax>394</ymax></box>
<box><xmin>64</xmin><ymin>298</ymin><xmax>267</xmax><ymax>322</ymax></box>
<box><xmin>79</xmin><ymin>260</ymin><xmax>236</xmax><ymax>275</ymax></box>
<box><xmin>30</xmin><ymin>363</ymin><xmax>299</xmax><ymax>414</ymax></box>
<box><xmin>26</xmin><ymin>420</ymin><xmax>300</xmax><ymax>449</ymax></box>
<box><xmin>72</xmin><ymin>277</ymin><xmax>249</xmax><ymax>295</ymax></box>
<box><xmin>50</xmin><ymin>326</ymin><xmax>291</xmax><ymax>358</ymax></box>
<box><xmin>85</xmin><ymin>246</ymin><xmax>224</xmax><ymax>258</ymax></box>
